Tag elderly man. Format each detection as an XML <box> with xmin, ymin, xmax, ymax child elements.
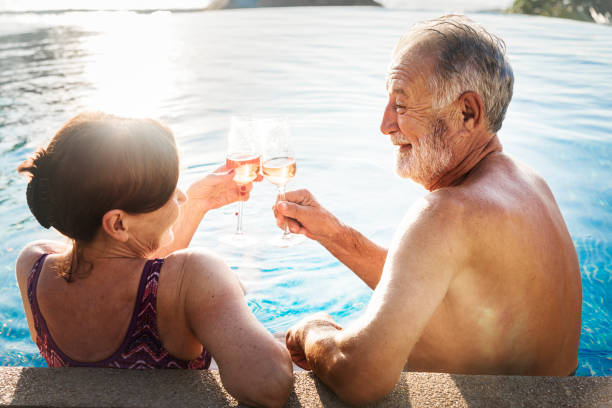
<box><xmin>274</xmin><ymin>15</ymin><xmax>582</xmax><ymax>405</ymax></box>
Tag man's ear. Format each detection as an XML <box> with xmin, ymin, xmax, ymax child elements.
<box><xmin>101</xmin><ymin>210</ymin><xmax>130</xmax><ymax>243</ymax></box>
<box><xmin>459</xmin><ymin>91</ymin><xmax>484</xmax><ymax>131</ymax></box>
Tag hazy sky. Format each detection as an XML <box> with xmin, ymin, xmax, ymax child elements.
<box><xmin>0</xmin><ymin>0</ymin><xmax>514</xmax><ymax>11</ymax></box>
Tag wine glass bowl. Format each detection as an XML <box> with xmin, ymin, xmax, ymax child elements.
<box><xmin>227</xmin><ymin>153</ymin><xmax>261</xmax><ymax>185</ymax></box>
<box><xmin>262</xmin><ymin>157</ymin><xmax>296</xmax><ymax>186</ymax></box>
<box><xmin>258</xmin><ymin>118</ymin><xmax>304</xmax><ymax>247</ymax></box>
<box><xmin>220</xmin><ymin>116</ymin><xmax>260</xmax><ymax>246</ymax></box>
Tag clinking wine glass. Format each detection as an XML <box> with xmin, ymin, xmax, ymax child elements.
<box><xmin>220</xmin><ymin>116</ymin><xmax>261</xmax><ymax>247</ymax></box>
<box><xmin>259</xmin><ymin>118</ymin><xmax>304</xmax><ymax>247</ymax></box>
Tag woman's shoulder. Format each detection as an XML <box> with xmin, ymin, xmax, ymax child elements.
<box><xmin>16</xmin><ymin>240</ymin><xmax>70</xmax><ymax>273</ymax></box>
<box><xmin>15</xmin><ymin>240</ymin><xmax>69</xmax><ymax>282</ymax></box>
<box><xmin>165</xmin><ymin>248</ymin><xmax>231</xmax><ymax>281</ymax></box>
<box><xmin>165</xmin><ymin>248</ymin><xmax>243</xmax><ymax>300</ymax></box>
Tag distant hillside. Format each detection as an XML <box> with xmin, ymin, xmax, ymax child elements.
<box><xmin>509</xmin><ymin>0</ymin><xmax>611</xmax><ymax>24</ymax></box>
<box><xmin>209</xmin><ymin>0</ymin><xmax>381</xmax><ymax>8</ymax></box>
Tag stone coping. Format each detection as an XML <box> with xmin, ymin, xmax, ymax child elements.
<box><xmin>0</xmin><ymin>367</ymin><xmax>610</xmax><ymax>407</ymax></box>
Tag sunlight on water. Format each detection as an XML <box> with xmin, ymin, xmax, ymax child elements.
<box><xmin>80</xmin><ymin>12</ymin><xmax>181</xmax><ymax>117</ymax></box>
<box><xmin>0</xmin><ymin>7</ymin><xmax>610</xmax><ymax>376</ymax></box>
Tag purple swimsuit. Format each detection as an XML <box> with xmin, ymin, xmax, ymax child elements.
<box><xmin>27</xmin><ymin>254</ymin><xmax>211</xmax><ymax>369</ymax></box>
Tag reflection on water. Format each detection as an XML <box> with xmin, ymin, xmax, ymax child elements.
<box><xmin>0</xmin><ymin>7</ymin><xmax>610</xmax><ymax>376</ymax></box>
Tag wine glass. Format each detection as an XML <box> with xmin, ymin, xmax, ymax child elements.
<box><xmin>259</xmin><ymin>118</ymin><xmax>304</xmax><ymax>247</ymax></box>
<box><xmin>220</xmin><ymin>116</ymin><xmax>260</xmax><ymax>246</ymax></box>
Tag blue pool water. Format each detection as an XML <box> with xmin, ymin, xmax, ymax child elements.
<box><xmin>0</xmin><ymin>6</ymin><xmax>610</xmax><ymax>376</ymax></box>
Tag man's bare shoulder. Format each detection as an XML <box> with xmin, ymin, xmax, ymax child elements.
<box><xmin>399</xmin><ymin>188</ymin><xmax>470</xmax><ymax>235</ymax></box>
<box><xmin>431</xmin><ymin>154</ymin><xmax>552</xmax><ymax>222</ymax></box>
<box><xmin>418</xmin><ymin>153</ymin><xmax>562</xmax><ymax>255</ymax></box>
<box><xmin>467</xmin><ymin>153</ymin><xmax>553</xmax><ymax>201</ymax></box>
<box><xmin>392</xmin><ymin>191</ymin><xmax>473</xmax><ymax>262</ymax></box>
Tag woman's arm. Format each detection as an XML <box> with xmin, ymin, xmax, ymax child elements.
<box><xmin>153</xmin><ymin>165</ymin><xmax>259</xmax><ymax>258</ymax></box>
<box><xmin>181</xmin><ymin>250</ymin><xmax>293</xmax><ymax>408</ymax></box>
<box><xmin>15</xmin><ymin>240</ymin><xmax>70</xmax><ymax>343</ymax></box>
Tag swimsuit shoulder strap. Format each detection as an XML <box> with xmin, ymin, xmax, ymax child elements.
<box><xmin>27</xmin><ymin>253</ymin><xmax>49</xmax><ymax>335</ymax></box>
<box><xmin>129</xmin><ymin>258</ymin><xmax>165</xmax><ymax>337</ymax></box>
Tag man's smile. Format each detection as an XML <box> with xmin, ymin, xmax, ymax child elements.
<box><xmin>391</xmin><ymin>138</ymin><xmax>413</xmax><ymax>152</ymax></box>
<box><xmin>398</xmin><ymin>144</ymin><xmax>412</xmax><ymax>153</ymax></box>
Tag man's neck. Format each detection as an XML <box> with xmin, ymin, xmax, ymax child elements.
<box><xmin>426</xmin><ymin>133</ymin><xmax>502</xmax><ymax>191</ymax></box>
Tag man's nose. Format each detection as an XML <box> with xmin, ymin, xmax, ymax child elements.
<box><xmin>380</xmin><ymin>102</ymin><xmax>398</xmax><ymax>135</ymax></box>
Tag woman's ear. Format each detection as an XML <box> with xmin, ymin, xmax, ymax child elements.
<box><xmin>101</xmin><ymin>210</ymin><xmax>130</xmax><ymax>243</ymax></box>
<box><xmin>459</xmin><ymin>91</ymin><xmax>484</xmax><ymax>131</ymax></box>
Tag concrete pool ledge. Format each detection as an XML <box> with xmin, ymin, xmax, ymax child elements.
<box><xmin>0</xmin><ymin>367</ymin><xmax>610</xmax><ymax>407</ymax></box>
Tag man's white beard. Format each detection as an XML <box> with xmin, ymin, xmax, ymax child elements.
<box><xmin>394</xmin><ymin>118</ymin><xmax>453</xmax><ymax>187</ymax></box>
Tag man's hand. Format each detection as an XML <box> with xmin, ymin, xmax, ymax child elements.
<box><xmin>273</xmin><ymin>189</ymin><xmax>343</xmax><ymax>244</ymax></box>
<box><xmin>187</xmin><ymin>164</ymin><xmax>262</xmax><ymax>212</ymax></box>
<box><xmin>275</xmin><ymin>189</ymin><xmax>387</xmax><ymax>289</ymax></box>
<box><xmin>285</xmin><ymin>312</ymin><xmax>343</xmax><ymax>371</ymax></box>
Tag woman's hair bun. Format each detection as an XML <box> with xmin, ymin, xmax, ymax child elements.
<box><xmin>21</xmin><ymin>148</ymin><xmax>55</xmax><ymax>229</ymax></box>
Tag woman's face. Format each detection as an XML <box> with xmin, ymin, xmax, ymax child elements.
<box><xmin>126</xmin><ymin>188</ymin><xmax>187</xmax><ymax>255</ymax></box>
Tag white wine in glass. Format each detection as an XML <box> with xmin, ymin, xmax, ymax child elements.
<box><xmin>259</xmin><ymin>119</ymin><xmax>304</xmax><ymax>247</ymax></box>
<box><xmin>220</xmin><ymin>116</ymin><xmax>260</xmax><ymax>247</ymax></box>
<box><xmin>262</xmin><ymin>157</ymin><xmax>296</xmax><ymax>186</ymax></box>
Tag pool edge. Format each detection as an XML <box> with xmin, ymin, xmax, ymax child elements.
<box><xmin>0</xmin><ymin>367</ymin><xmax>610</xmax><ymax>407</ymax></box>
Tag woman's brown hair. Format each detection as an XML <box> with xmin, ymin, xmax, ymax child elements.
<box><xmin>18</xmin><ymin>112</ymin><xmax>179</xmax><ymax>280</ymax></box>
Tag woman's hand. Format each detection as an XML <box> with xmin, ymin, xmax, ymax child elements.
<box><xmin>153</xmin><ymin>164</ymin><xmax>263</xmax><ymax>257</ymax></box>
<box><xmin>187</xmin><ymin>164</ymin><xmax>262</xmax><ymax>212</ymax></box>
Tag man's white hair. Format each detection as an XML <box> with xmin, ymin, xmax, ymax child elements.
<box><xmin>394</xmin><ymin>15</ymin><xmax>514</xmax><ymax>133</ymax></box>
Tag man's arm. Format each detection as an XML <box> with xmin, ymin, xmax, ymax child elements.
<box><xmin>275</xmin><ymin>189</ymin><xmax>387</xmax><ymax>289</ymax></box>
<box><xmin>285</xmin><ymin>196</ymin><xmax>465</xmax><ymax>404</ymax></box>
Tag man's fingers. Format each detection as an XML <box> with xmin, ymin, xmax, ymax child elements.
<box><xmin>286</xmin><ymin>219</ymin><xmax>302</xmax><ymax>234</ymax></box>
<box><xmin>274</xmin><ymin>210</ymin><xmax>302</xmax><ymax>233</ymax></box>
<box><xmin>277</xmin><ymin>201</ymin><xmax>305</xmax><ymax>221</ymax></box>
<box><xmin>291</xmin><ymin>355</ymin><xmax>312</xmax><ymax>371</ymax></box>
<box><xmin>282</xmin><ymin>188</ymin><xmax>314</xmax><ymax>205</ymax></box>
<box><xmin>286</xmin><ymin>331</ymin><xmax>308</xmax><ymax>370</ymax></box>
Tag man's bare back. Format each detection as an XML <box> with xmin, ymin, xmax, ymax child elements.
<box><xmin>274</xmin><ymin>15</ymin><xmax>582</xmax><ymax>405</ymax></box>
<box><xmin>404</xmin><ymin>153</ymin><xmax>581</xmax><ymax>375</ymax></box>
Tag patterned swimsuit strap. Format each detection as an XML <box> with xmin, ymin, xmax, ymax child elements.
<box><xmin>27</xmin><ymin>253</ymin><xmax>50</xmax><ymax>334</ymax></box>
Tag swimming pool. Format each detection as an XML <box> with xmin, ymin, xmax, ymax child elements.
<box><xmin>0</xmin><ymin>6</ymin><xmax>610</xmax><ymax>376</ymax></box>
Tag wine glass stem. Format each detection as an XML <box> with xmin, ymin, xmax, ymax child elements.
<box><xmin>278</xmin><ymin>184</ymin><xmax>291</xmax><ymax>237</ymax></box>
<box><xmin>236</xmin><ymin>200</ymin><xmax>245</xmax><ymax>235</ymax></box>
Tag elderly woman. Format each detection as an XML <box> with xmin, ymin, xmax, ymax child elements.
<box><xmin>14</xmin><ymin>112</ymin><xmax>292</xmax><ymax>408</ymax></box>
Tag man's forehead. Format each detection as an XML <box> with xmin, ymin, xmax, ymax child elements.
<box><xmin>386</xmin><ymin>83</ymin><xmax>407</xmax><ymax>95</ymax></box>
<box><xmin>385</xmin><ymin>51</ymin><xmax>434</xmax><ymax>93</ymax></box>
<box><xmin>385</xmin><ymin>66</ymin><xmax>419</xmax><ymax>94</ymax></box>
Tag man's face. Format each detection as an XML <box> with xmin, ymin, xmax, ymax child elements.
<box><xmin>381</xmin><ymin>55</ymin><xmax>455</xmax><ymax>187</ymax></box>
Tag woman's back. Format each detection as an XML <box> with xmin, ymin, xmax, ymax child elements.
<box><xmin>22</xmin><ymin>249</ymin><xmax>210</xmax><ymax>368</ymax></box>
